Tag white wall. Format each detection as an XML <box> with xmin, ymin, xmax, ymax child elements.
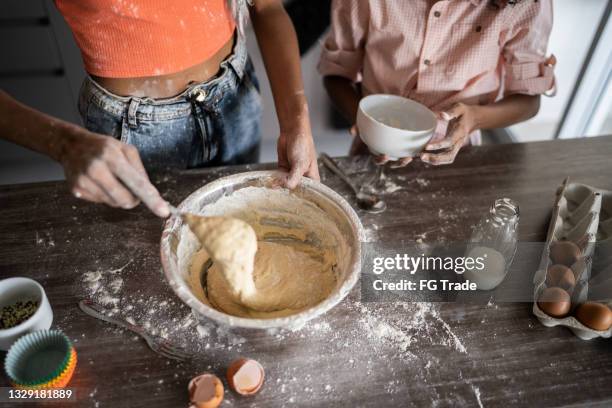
<box><xmin>246</xmin><ymin>32</ymin><xmax>350</xmax><ymax>162</ymax></box>
<box><xmin>510</xmin><ymin>0</ymin><xmax>609</xmax><ymax>141</ymax></box>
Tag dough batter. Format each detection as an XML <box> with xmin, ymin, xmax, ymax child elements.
<box><xmin>183</xmin><ymin>214</ymin><xmax>258</xmax><ymax>300</ymax></box>
<box><xmin>183</xmin><ymin>212</ymin><xmax>337</xmax><ymax>318</ymax></box>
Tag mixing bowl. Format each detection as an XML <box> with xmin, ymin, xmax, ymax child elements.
<box><xmin>160</xmin><ymin>171</ymin><xmax>364</xmax><ymax>330</ymax></box>
<box><xmin>357</xmin><ymin>94</ymin><xmax>437</xmax><ymax>160</ymax></box>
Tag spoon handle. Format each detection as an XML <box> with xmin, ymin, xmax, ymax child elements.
<box><xmin>168</xmin><ymin>205</ymin><xmax>182</xmax><ymax>217</ymax></box>
<box><xmin>319</xmin><ymin>153</ymin><xmax>359</xmax><ymax>195</ymax></box>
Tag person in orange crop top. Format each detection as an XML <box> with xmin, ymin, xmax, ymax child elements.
<box><xmin>0</xmin><ymin>0</ymin><xmax>318</xmax><ymax>218</ymax></box>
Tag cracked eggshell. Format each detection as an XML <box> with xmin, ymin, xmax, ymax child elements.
<box><xmin>188</xmin><ymin>373</ymin><xmax>224</xmax><ymax>408</ymax></box>
<box><xmin>227</xmin><ymin>358</ymin><xmax>265</xmax><ymax>396</ymax></box>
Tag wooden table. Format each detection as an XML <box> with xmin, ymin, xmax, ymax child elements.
<box><xmin>1</xmin><ymin>136</ymin><xmax>612</xmax><ymax>407</ymax></box>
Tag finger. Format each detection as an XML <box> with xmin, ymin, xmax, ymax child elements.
<box><xmin>285</xmin><ymin>161</ymin><xmax>307</xmax><ymax>189</ymax></box>
<box><xmin>421</xmin><ymin>143</ymin><xmax>461</xmax><ymax>166</ymax></box>
<box><xmin>425</xmin><ymin>138</ymin><xmax>454</xmax><ymax>151</ymax></box>
<box><xmin>277</xmin><ymin>138</ymin><xmax>290</xmax><ymax>171</ymax></box>
<box><xmin>349</xmin><ymin>124</ymin><xmax>358</xmax><ymax>137</ymax></box>
<box><xmin>73</xmin><ymin>189</ymin><xmax>104</xmax><ymax>204</ymax></box>
<box><xmin>72</xmin><ymin>175</ymin><xmax>111</xmax><ymax>205</ymax></box>
<box><xmin>425</xmin><ymin>119</ymin><xmax>461</xmax><ymax>151</ymax></box>
<box><xmin>440</xmin><ymin>111</ymin><xmax>457</xmax><ymax>121</ymax></box>
<box><xmin>73</xmin><ymin>188</ymin><xmax>104</xmax><ymax>204</ymax></box>
<box><xmin>373</xmin><ymin>154</ymin><xmax>390</xmax><ymax>165</ymax></box>
<box><xmin>88</xmin><ymin>160</ymin><xmax>140</xmax><ymax>209</ymax></box>
<box><xmin>441</xmin><ymin>104</ymin><xmax>465</xmax><ymax>121</ymax></box>
<box><xmin>349</xmin><ymin>137</ymin><xmax>367</xmax><ymax>156</ymax></box>
<box><xmin>426</xmin><ymin>104</ymin><xmax>465</xmax><ymax>151</ymax></box>
<box><xmin>109</xmin><ymin>156</ymin><xmax>170</xmax><ymax>217</ymax></box>
<box><xmin>304</xmin><ymin>159</ymin><xmax>320</xmax><ymax>181</ymax></box>
<box><xmin>390</xmin><ymin>157</ymin><xmax>413</xmax><ymax>168</ymax></box>
<box><xmin>122</xmin><ymin>144</ymin><xmax>147</xmax><ymax>177</ymax></box>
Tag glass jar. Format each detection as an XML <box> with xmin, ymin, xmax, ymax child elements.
<box><xmin>463</xmin><ymin>198</ymin><xmax>520</xmax><ymax>290</ymax></box>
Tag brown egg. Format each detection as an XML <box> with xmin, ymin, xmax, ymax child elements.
<box><xmin>188</xmin><ymin>373</ymin><xmax>224</xmax><ymax>408</ymax></box>
<box><xmin>545</xmin><ymin>264</ymin><xmax>575</xmax><ymax>291</ymax></box>
<box><xmin>227</xmin><ymin>358</ymin><xmax>265</xmax><ymax>396</ymax></box>
<box><xmin>549</xmin><ymin>241</ymin><xmax>581</xmax><ymax>267</ymax></box>
<box><xmin>575</xmin><ymin>302</ymin><xmax>612</xmax><ymax>331</ymax></box>
<box><xmin>537</xmin><ymin>287</ymin><xmax>571</xmax><ymax>318</ymax></box>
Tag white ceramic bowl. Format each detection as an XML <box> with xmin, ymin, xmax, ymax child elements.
<box><xmin>357</xmin><ymin>94</ymin><xmax>437</xmax><ymax>160</ymax></box>
<box><xmin>160</xmin><ymin>171</ymin><xmax>364</xmax><ymax>330</ymax></box>
<box><xmin>0</xmin><ymin>277</ymin><xmax>53</xmax><ymax>351</ymax></box>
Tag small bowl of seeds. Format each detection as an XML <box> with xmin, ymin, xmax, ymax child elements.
<box><xmin>0</xmin><ymin>277</ymin><xmax>53</xmax><ymax>351</ymax></box>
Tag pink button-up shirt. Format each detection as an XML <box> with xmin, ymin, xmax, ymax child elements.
<box><xmin>319</xmin><ymin>0</ymin><xmax>556</xmax><ymax>113</ymax></box>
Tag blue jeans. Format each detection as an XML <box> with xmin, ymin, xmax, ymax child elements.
<box><xmin>77</xmin><ymin>35</ymin><xmax>262</xmax><ymax>170</ymax></box>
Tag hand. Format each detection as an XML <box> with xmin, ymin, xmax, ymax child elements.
<box><xmin>348</xmin><ymin>125</ymin><xmax>369</xmax><ymax>156</ymax></box>
<box><xmin>277</xmin><ymin>113</ymin><xmax>320</xmax><ymax>189</ymax></box>
<box><xmin>58</xmin><ymin>129</ymin><xmax>170</xmax><ymax>217</ymax></box>
<box><xmin>350</xmin><ymin>125</ymin><xmax>413</xmax><ymax>168</ymax></box>
<box><xmin>421</xmin><ymin>103</ymin><xmax>476</xmax><ymax>165</ymax></box>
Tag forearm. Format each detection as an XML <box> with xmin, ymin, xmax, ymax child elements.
<box><xmin>471</xmin><ymin>94</ymin><xmax>540</xmax><ymax>131</ymax></box>
<box><xmin>323</xmin><ymin>75</ymin><xmax>361</xmax><ymax>125</ymax></box>
<box><xmin>0</xmin><ymin>90</ymin><xmax>77</xmax><ymax>161</ymax></box>
<box><xmin>250</xmin><ymin>0</ymin><xmax>307</xmax><ymax>133</ymax></box>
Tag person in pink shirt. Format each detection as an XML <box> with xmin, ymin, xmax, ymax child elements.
<box><xmin>319</xmin><ymin>0</ymin><xmax>556</xmax><ymax>166</ymax></box>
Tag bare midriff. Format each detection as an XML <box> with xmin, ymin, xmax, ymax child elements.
<box><xmin>92</xmin><ymin>36</ymin><xmax>234</xmax><ymax>99</ymax></box>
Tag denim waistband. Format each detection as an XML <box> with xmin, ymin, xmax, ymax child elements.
<box><xmin>82</xmin><ymin>33</ymin><xmax>249</xmax><ymax>122</ymax></box>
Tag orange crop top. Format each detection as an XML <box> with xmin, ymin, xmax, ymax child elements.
<box><xmin>54</xmin><ymin>0</ymin><xmax>236</xmax><ymax>78</ymax></box>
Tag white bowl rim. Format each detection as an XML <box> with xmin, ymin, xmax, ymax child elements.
<box><xmin>358</xmin><ymin>94</ymin><xmax>437</xmax><ymax>133</ymax></box>
<box><xmin>0</xmin><ymin>277</ymin><xmax>46</xmax><ymax>335</ymax></box>
<box><xmin>160</xmin><ymin>170</ymin><xmax>364</xmax><ymax>329</ymax></box>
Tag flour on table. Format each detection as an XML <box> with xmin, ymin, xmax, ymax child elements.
<box><xmin>472</xmin><ymin>384</ymin><xmax>484</xmax><ymax>408</ymax></box>
<box><xmin>356</xmin><ymin>302</ymin><xmax>468</xmax><ymax>357</ymax></box>
<box><xmin>383</xmin><ymin>178</ymin><xmax>403</xmax><ymax>193</ymax></box>
<box><xmin>79</xmin><ymin>259</ymin><xmax>245</xmax><ymax>354</ymax></box>
<box><xmin>35</xmin><ymin>230</ymin><xmax>55</xmax><ymax>248</ymax></box>
<box><xmin>415</xmin><ymin>178</ymin><xmax>431</xmax><ymax>188</ymax></box>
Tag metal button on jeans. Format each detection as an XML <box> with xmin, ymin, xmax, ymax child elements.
<box><xmin>193</xmin><ymin>89</ymin><xmax>207</xmax><ymax>103</ymax></box>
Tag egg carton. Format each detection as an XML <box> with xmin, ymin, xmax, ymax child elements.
<box><xmin>532</xmin><ymin>177</ymin><xmax>612</xmax><ymax>340</ymax></box>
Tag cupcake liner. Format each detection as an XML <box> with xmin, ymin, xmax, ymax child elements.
<box><xmin>14</xmin><ymin>348</ymin><xmax>77</xmax><ymax>389</ymax></box>
<box><xmin>4</xmin><ymin>330</ymin><xmax>77</xmax><ymax>388</ymax></box>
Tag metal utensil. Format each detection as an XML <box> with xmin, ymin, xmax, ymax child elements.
<box><xmin>359</xmin><ymin>156</ymin><xmax>387</xmax><ymax>197</ymax></box>
<box><xmin>168</xmin><ymin>205</ymin><xmax>182</xmax><ymax>217</ymax></box>
<box><xmin>319</xmin><ymin>153</ymin><xmax>386</xmax><ymax>213</ymax></box>
<box><xmin>78</xmin><ymin>299</ymin><xmax>193</xmax><ymax>361</ymax></box>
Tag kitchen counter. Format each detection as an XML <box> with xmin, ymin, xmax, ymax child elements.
<box><xmin>1</xmin><ymin>136</ymin><xmax>612</xmax><ymax>407</ymax></box>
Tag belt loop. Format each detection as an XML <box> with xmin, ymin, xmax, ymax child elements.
<box><xmin>228</xmin><ymin>35</ymin><xmax>247</xmax><ymax>81</ymax></box>
<box><xmin>127</xmin><ymin>98</ymin><xmax>141</xmax><ymax>129</ymax></box>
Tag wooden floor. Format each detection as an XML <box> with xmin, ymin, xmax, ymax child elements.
<box><xmin>1</xmin><ymin>136</ymin><xmax>612</xmax><ymax>407</ymax></box>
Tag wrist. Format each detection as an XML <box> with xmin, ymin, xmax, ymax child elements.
<box><xmin>279</xmin><ymin>106</ymin><xmax>311</xmax><ymax>140</ymax></box>
<box><xmin>466</xmin><ymin>104</ymin><xmax>484</xmax><ymax>133</ymax></box>
<box><xmin>48</xmin><ymin>123</ymin><xmax>83</xmax><ymax>163</ymax></box>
